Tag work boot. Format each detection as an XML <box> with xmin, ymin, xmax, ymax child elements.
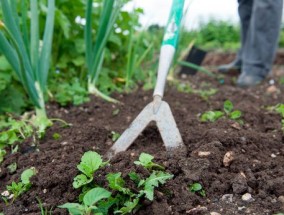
<box><xmin>236</xmin><ymin>72</ymin><xmax>264</xmax><ymax>87</ymax></box>
<box><xmin>218</xmin><ymin>59</ymin><xmax>242</xmax><ymax>74</ymax></box>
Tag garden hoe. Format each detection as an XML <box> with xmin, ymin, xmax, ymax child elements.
<box><xmin>107</xmin><ymin>0</ymin><xmax>185</xmax><ymax>158</ymax></box>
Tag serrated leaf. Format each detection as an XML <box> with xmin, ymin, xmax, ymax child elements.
<box><xmin>77</xmin><ymin>151</ymin><xmax>103</xmax><ymax>177</ymax></box>
<box><xmin>83</xmin><ymin>187</ymin><xmax>111</xmax><ymax>207</ymax></box>
<box><xmin>107</xmin><ymin>172</ymin><xmax>131</xmax><ymax>195</ymax></box>
<box><xmin>58</xmin><ymin>203</ymin><xmax>85</xmax><ymax>215</ymax></box>
<box><xmin>73</xmin><ymin>174</ymin><xmax>93</xmax><ymax>189</ymax></box>
<box><xmin>142</xmin><ymin>171</ymin><xmax>173</xmax><ymax>201</ymax></box>
<box><xmin>114</xmin><ymin>198</ymin><xmax>139</xmax><ymax>214</ymax></box>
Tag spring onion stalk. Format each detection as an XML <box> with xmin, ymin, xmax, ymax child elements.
<box><xmin>85</xmin><ymin>0</ymin><xmax>122</xmax><ymax>103</ymax></box>
<box><xmin>0</xmin><ymin>0</ymin><xmax>55</xmax><ymax>130</ymax></box>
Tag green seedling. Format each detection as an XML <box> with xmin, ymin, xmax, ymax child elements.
<box><xmin>223</xmin><ymin>100</ymin><xmax>242</xmax><ymax>120</ymax></box>
<box><xmin>0</xmin><ymin>149</ymin><xmax>6</xmax><ymax>164</ymax></box>
<box><xmin>52</xmin><ymin>133</ymin><xmax>61</xmax><ymax>140</ymax></box>
<box><xmin>138</xmin><ymin>171</ymin><xmax>173</xmax><ymax>201</ymax></box>
<box><xmin>73</xmin><ymin>151</ymin><xmax>108</xmax><ymax>189</ymax></box>
<box><xmin>201</xmin><ymin>100</ymin><xmax>242</xmax><ymax>123</ymax></box>
<box><xmin>111</xmin><ymin>131</ymin><xmax>121</xmax><ymax>142</ymax></box>
<box><xmin>134</xmin><ymin>153</ymin><xmax>165</xmax><ymax>171</ymax></box>
<box><xmin>7</xmin><ymin>162</ymin><xmax>17</xmax><ymax>174</ymax></box>
<box><xmin>112</xmin><ymin>109</ymin><xmax>120</xmax><ymax>116</ymax></box>
<box><xmin>37</xmin><ymin>197</ymin><xmax>53</xmax><ymax>215</ymax></box>
<box><xmin>274</xmin><ymin>104</ymin><xmax>284</xmax><ymax>131</ymax></box>
<box><xmin>59</xmin><ymin>187</ymin><xmax>111</xmax><ymax>215</ymax></box>
<box><xmin>3</xmin><ymin>167</ymin><xmax>36</xmax><ymax>203</ymax></box>
<box><xmin>201</xmin><ymin>111</ymin><xmax>224</xmax><ymax>122</ymax></box>
<box><xmin>60</xmin><ymin>151</ymin><xmax>173</xmax><ymax>215</ymax></box>
<box><xmin>188</xmin><ymin>182</ymin><xmax>206</xmax><ymax>197</ymax></box>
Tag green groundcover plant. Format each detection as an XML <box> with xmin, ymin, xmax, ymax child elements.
<box><xmin>59</xmin><ymin>151</ymin><xmax>173</xmax><ymax>215</ymax></box>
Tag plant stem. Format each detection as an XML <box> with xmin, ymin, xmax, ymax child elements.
<box><xmin>88</xmin><ymin>80</ymin><xmax>118</xmax><ymax>103</ymax></box>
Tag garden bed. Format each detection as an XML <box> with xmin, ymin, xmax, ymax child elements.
<box><xmin>1</xmin><ymin>52</ymin><xmax>284</xmax><ymax>214</ymax></box>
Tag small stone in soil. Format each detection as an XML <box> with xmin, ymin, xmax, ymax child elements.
<box><xmin>198</xmin><ymin>151</ymin><xmax>211</xmax><ymax>157</ymax></box>
<box><xmin>223</xmin><ymin>151</ymin><xmax>234</xmax><ymax>167</ymax></box>
<box><xmin>242</xmin><ymin>193</ymin><xmax>254</xmax><ymax>202</ymax></box>
<box><xmin>210</xmin><ymin>212</ymin><xmax>221</xmax><ymax>215</ymax></box>
<box><xmin>271</xmin><ymin>153</ymin><xmax>277</xmax><ymax>158</ymax></box>
<box><xmin>278</xmin><ymin>196</ymin><xmax>284</xmax><ymax>203</ymax></box>
<box><xmin>238</xmin><ymin>206</ymin><xmax>246</xmax><ymax>211</ymax></box>
<box><xmin>186</xmin><ymin>206</ymin><xmax>207</xmax><ymax>214</ymax></box>
<box><xmin>221</xmin><ymin>194</ymin><xmax>233</xmax><ymax>203</ymax></box>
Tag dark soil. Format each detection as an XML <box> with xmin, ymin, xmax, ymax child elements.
<box><xmin>1</xmin><ymin>51</ymin><xmax>284</xmax><ymax>215</ymax></box>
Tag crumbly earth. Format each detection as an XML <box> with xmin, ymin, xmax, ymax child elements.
<box><xmin>0</xmin><ymin>52</ymin><xmax>284</xmax><ymax>215</ymax></box>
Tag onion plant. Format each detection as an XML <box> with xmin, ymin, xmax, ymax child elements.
<box><xmin>0</xmin><ymin>0</ymin><xmax>55</xmax><ymax>128</ymax></box>
<box><xmin>85</xmin><ymin>0</ymin><xmax>122</xmax><ymax>103</ymax></box>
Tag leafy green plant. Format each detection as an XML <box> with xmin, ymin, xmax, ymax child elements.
<box><xmin>274</xmin><ymin>104</ymin><xmax>284</xmax><ymax>131</ymax></box>
<box><xmin>134</xmin><ymin>153</ymin><xmax>165</xmax><ymax>171</ymax></box>
<box><xmin>3</xmin><ymin>167</ymin><xmax>36</xmax><ymax>203</ymax></box>
<box><xmin>201</xmin><ymin>100</ymin><xmax>242</xmax><ymax>122</ymax></box>
<box><xmin>188</xmin><ymin>182</ymin><xmax>206</xmax><ymax>197</ymax></box>
<box><xmin>73</xmin><ymin>151</ymin><xmax>108</xmax><ymax>189</ymax></box>
<box><xmin>0</xmin><ymin>0</ymin><xmax>55</xmax><ymax>129</ymax></box>
<box><xmin>60</xmin><ymin>151</ymin><xmax>173</xmax><ymax>215</ymax></box>
<box><xmin>59</xmin><ymin>187</ymin><xmax>112</xmax><ymax>215</ymax></box>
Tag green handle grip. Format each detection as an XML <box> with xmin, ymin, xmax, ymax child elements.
<box><xmin>162</xmin><ymin>0</ymin><xmax>185</xmax><ymax>48</ymax></box>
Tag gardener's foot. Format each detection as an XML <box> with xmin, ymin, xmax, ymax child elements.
<box><xmin>236</xmin><ymin>72</ymin><xmax>264</xmax><ymax>87</ymax></box>
<box><xmin>218</xmin><ymin>59</ymin><xmax>242</xmax><ymax>74</ymax></box>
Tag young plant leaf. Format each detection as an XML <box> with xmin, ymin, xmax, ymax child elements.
<box><xmin>134</xmin><ymin>153</ymin><xmax>164</xmax><ymax>170</ymax></box>
<box><xmin>73</xmin><ymin>174</ymin><xmax>93</xmax><ymax>189</ymax></box>
<box><xmin>21</xmin><ymin>167</ymin><xmax>36</xmax><ymax>185</ymax></box>
<box><xmin>83</xmin><ymin>187</ymin><xmax>111</xmax><ymax>207</ymax></box>
<box><xmin>107</xmin><ymin>172</ymin><xmax>131</xmax><ymax>195</ymax></box>
<box><xmin>141</xmin><ymin>171</ymin><xmax>173</xmax><ymax>201</ymax></box>
<box><xmin>189</xmin><ymin>183</ymin><xmax>202</xmax><ymax>192</ymax></box>
<box><xmin>229</xmin><ymin>110</ymin><xmax>242</xmax><ymax>120</ymax></box>
<box><xmin>128</xmin><ymin>172</ymin><xmax>141</xmax><ymax>185</ymax></box>
<box><xmin>77</xmin><ymin>151</ymin><xmax>104</xmax><ymax>177</ymax></box>
<box><xmin>115</xmin><ymin>198</ymin><xmax>139</xmax><ymax>215</ymax></box>
<box><xmin>200</xmin><ymin>111</ymin><xmax>224</xmax><ymax>122</ymax></box>
<box><xmin>224</xmin><ymin>100</ymin><xmax>234</xmax><ymax>114</ymax></box>
<box><xmin>58</xmin><ymin>203</ymin><xmax>85</xmax><ymax>215</ymax></box>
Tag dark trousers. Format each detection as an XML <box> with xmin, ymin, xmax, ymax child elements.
<box><xmin>237</xmin><ymin>0</ymin><xmax>283</xmax><ymax>77</ymax></box>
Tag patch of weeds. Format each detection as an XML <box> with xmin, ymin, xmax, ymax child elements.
<box><xmin>111</xmin><ymin>131</ymin><xmax>121</xmax><ymax>142</ymax></box>
<box><xmin>59</xmin><ymin>151</ymin><xmax>173</xmax><ymax>214</ymax></box>
<box><xmin>1</xmin><ymin>167</ymin><xmax>37</xmax><ymax>204</ymax></box>
<box><xmin>201</xmin><ymin>100</ymin><xmax>242</xmax><ymax>123</ymax></box>
<box><xmin>188</xmin><ymin>182</ymin><xmax>206</xmax><ymax>197</ymax></box>
<box><xmin>52</xmin><ymin>133</ymin><xmax>61</xmax><ymax>140</ymax></box>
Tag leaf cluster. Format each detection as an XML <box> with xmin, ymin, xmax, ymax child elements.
<box><xmin>201</xmin><ymin>100</ymin><xmax>242</xmax><ymax>123</ymax></box>
<box><xmin>59</xmin><ymin>152</ymin><xmax>173</xmax><ymax>215</ymax></box>
<box><xmin>2</xmin><ymin>167</ymin><xmax>36</xmax><ymax>203</ymax></box>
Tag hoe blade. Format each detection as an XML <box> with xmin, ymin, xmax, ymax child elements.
<box><xmin>107</xmin><ymin>101</ymin><xmax>184</xmax><ymax>158</ymax></box>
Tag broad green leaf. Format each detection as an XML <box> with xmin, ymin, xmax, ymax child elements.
<box><xmin>224</xmin><ymin>100</ymin><xmax>233</xmax><ymax>114</ymax></box>
<box><xmin>21</xmin><ymin>167</ymin><xmax>36</xmax><ymax>184</ymax></box>
<box><xmin>58</xmin><ymin>203</ymin><xmax>85</xmax><ymax>215</ymax></box>
<box><xmin>73</xmin><ymin>174</ymin><xmax>92</xmax><ymax>189</ymax></box>
<box><xmin>230</xmin><ymin>110</ymin><xmax>242</xmax><ymax>120</ymax></box>
<box><xmin>189</xmin><ymin>183</ymin><xmax>202</xmax><ymax>192</ymax></box>
<box><xmin>77</xmin><ymin>151</ymin><xmax>104</xmax><ymax>177</ymax></box>
<box><xmin>83</xmin><ymin>187</ymin><xmax>111</xmax><ymax>207</ymax></box>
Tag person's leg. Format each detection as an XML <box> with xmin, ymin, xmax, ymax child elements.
<box><xmin>237</xmin><ymin>0</ymin><xmax>283</xmax><ymax>87</ymax></box>
<box><xmin>218</xmin><ymin>0</ymin><xmax>253</xmax><ymax>73</ymax></box>
<box><xmin>237</xmin><ymin>0</ymin><xmax>253</xmax><ymax>61</ymax></box>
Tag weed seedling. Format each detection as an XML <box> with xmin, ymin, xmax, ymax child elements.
<box><xmin>134</xmin><ymin>153</ymin><xmax>165</xmax><ymax>171</ymax></box>
<box><xmin>201</xmin><ymin>100</ymin><xmax>242</xmax><ymax>123</ymax></box>
<box><xmin>274</xmin><ymin>104</ymin><xmax>284</xmax><ymax>131</ymax></box>
<box><xmin>188</xmin><ymin>182</ymin><xmax>206</xmax><ymax>197</ymax></box>
<box><xmin>52</xmin><ymin>133</ymin><xmax>61</xmax><ymax>140</ymax></box>
<box><xmin>2</xmin><ymin>167</ymin><xmax>37</xmax><ymax>203</ymax></box>
<box><xmin>111</xmin><ymin>131</ymin><xmax>121</xmax><ymax>142</ymax></box>
<box><xmin>73</xmin><ymin>151</ymin><xmax>108</xmax><ymax>189</ymax></box>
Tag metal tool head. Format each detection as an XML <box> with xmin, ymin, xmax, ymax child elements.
<box><xmin>106</xmin><ymin>99</ymin><xmax>184</xmax><ymax>159</ymax></box>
